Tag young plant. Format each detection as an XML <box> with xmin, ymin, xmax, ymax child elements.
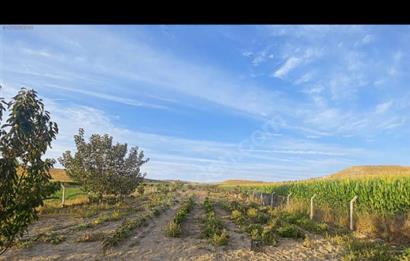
<box><xmin>165</xmin><ymin>197</ymin><xmax>194</xmax><ymax>237</ymax></box>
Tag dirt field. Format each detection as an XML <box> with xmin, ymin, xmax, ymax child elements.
<box><xmin>1</xmin><ymin>188</ymin><xmax>346</xmax><ymax>261</ymax></box>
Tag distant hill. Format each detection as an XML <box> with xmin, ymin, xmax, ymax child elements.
<box><xmin>49</xmin><ymin>168</ymin><xmax>73</xmax><ymax>183</ymax></box>
<box><xmin>221</xmin><ymin>179</ymin><xmax>271</xmax><ymax>185</ymax></box>
<box><xmin>49</xmin><ymin>165</ymin><xmax>410</xmax><ymax>185</ymax></box>
<box><xmin>221</xmin><ymin>165</ymin><xmax>410</xmax><ymax>185</ymax></box>
<box><xmin>325</xmin><ymin>165</ymin><xmax>410</xmax><ymax>179</ymax></box>
<box><xmin>48</xmin><ymin>168</ymin><xmax>172</xmax><ymax>184</ymax></box>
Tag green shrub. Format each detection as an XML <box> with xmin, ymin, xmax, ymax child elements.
<box><xmin>261</xmin><ymin>225</ymin><xmax>278</xmax><ymax>245</ymax></box>
<box><xmin>211</xmin><ymin>229</ymin><xmax>229</xmax><ymax>246</ymax></box>
<box><xmin>247</xmin><ymin>208</ymin><xmax>258</xmax><ymax>218</ymax></box>
<box><xmin>400</xmin><ymin>248</ymin><xmax>410</xmax><ymax>260</ymax></box>
<box><xmin>276</xmin><ymin>224</ymin><xmax>305</xmax><ymax>239</ymax></box>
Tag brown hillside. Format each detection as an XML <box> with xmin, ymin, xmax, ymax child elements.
<box><xmin>49</xmin><ymin>168</ymin><xmax>73</xmax><ymax>183</ymax></box>
<box><xmin>16</xmin><ymin>167</ymin><xmax>73</xmax><ymax>183</ymax></box>
<box><xmin>221</xmin><ymin>165</ymin><xmax>410</xmax><ymax>185</ymax></box>
<box><xmin>325</xmin><ymin>165</ymin><xmax>410</xmax><ymax>179</ymax></box>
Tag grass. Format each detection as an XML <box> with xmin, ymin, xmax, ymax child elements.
<box><xmin>165</xmin><ymin>221</ymin><xmax>182</xmax><ymax>237</ymax></box>
<box><xmin>47</xmin><ymin>185</ymin><xmax>87</xmax><ymax>201</ymax></box>
<box><xmin>329</xmin><ymin>235</ymin><xmax>410</xmax><ymax>261</ymax></box>
<box><xmin>40</xmin><ymin>185</ymin><xmax>89</xmax><ymax>212</ymax></box>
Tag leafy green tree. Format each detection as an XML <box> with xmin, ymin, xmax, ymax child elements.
<box><xmin>59</xmin><ymin>129</ymin><xmax>149</xmax><ymax>200</ymax></box>
<box><xmin>0</xmin><ymin>88</ymin><xmax>59</xmax><ymax>255</ymax></box>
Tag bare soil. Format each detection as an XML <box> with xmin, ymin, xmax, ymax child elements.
<box><xmin>1</xmin><ymin>191</ymin><xmax>342</xmax><ymax>261</ymax></box>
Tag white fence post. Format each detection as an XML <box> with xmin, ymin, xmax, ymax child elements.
<box><xmin>271</xmin><ymin>192</ymin><xmax>275</xmax><ymax>207</ymax></box>
<box><xmin>287</xmin><ymin>192</ymin><xmax>292</xmax><ymax>207</ymax></box>
<box><xmin>61</xmin><ymin>183</ymin><xmax>65</xmax><ymax>207</ymax></box>
<box><xmin>350</xmin><ymin>195</ymin><xmax>358</xmax><ymax>231</ymax></box>
<box><xmin>310</xmin><ymin>194</ymin><xmax>316</xmax><ymax>220</ymax></box>
<box><xmin>260</xmin><ymin>193</ymin><xmax>264</xmax><ymax>206</ymax></box>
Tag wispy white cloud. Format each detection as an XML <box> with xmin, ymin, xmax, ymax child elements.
<box><xmin>44</xmin><ymin>83</ymin><xmax>170</xmax><ymax>110</ymax></box>
<box><xmin>273</xmin><ymin>57</ymin><xmax>301</xmax><ymax>79</ymax></box>
<box><xmin>2</xmin><ymin>26</ymin><xmax>292</xmax><ymax>120</ymax></box>
<box><xmin>31</xmin><ymin>94</ymin><xmax>369</xmax><ymax>181</ymax></box>
<box><xmin>375</xmin><ymin>101</ymin><xmax>393</xmax><ymax>114</ymax></box>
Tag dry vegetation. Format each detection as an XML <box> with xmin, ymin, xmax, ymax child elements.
<box><xmin>222</xmin><ymin>165</ymin><xmax>410</xmax><ymax>186</ymax></box>
<box><xmin>48</xmin><ymin>168</ymin><xmax>73</xmax><ymax>183</ymax></box>
<box><xmin>325</xmin><ymin>165</ymin><xmax>410</xmax><ymax>179</ymax></box>
<box><xmin>220</xmin><ymin>166</ymin><xmax>410</xmax><ymax>246</ymax></box>
<box><xmin>3</xmin><ymin>166</ymin><xmax>410</xmax><ymax>260</ymax></box>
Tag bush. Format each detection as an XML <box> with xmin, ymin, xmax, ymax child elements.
<box><xmin>211</xmin><ymin>229</ymin><xmax>229</xmax><ymax>246</ymax></box>
<box><xmin>261</xmin><ymin>225</ymin><xmax>278</xmax><ymax>245</ymax></box>
<box><xmin>276</xmin><ymin>224</ymin><xmax>305</xmax><ymax>239</ymax></box>
<box><xmin>231</xmin><ymin>210</ymin><xmax>244</xmax><ymax>224</ymax></box>
<box><xmin>247</xmin><ymin>208</ymin><xmax>258</xmax><ymax>218</ymax></box>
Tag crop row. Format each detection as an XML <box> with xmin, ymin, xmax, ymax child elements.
<box><xmin>221</xmin><ymin>197</ymin><xmax>410</xmax><ymax>259</ymax></box>
<box><xmin>165</xmin><ymin>196</ymin><xmax>195</xmax><ymax>237</ymax></box>
<box><xmin>220</xmin><ymin>199</ymin><xmax>329</xmax><ymax>249</ymax></box>
<box><xmin>221</xmin><ymin>177</ymin><xmax>410</xmax><ymax>214</ymax></box>
<box><xmin>102</xmin><ymin>191</ymin><xmax>176</xmax><ymax>249</ymax></box>
<box><xmin>201</xmin><ymin>198</ymin><xmax>229</xmax><ymax>246</ymax></box>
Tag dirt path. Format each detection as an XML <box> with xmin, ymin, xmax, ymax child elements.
<box><xmin>104</xmin><ymin>194</ymin><xmax>215</xmax><ymax>260</ymax></box>
<box><xmin>0</xmin><ymin>194</ymin><xmax>175</xmax><ymax>261</ymax></box>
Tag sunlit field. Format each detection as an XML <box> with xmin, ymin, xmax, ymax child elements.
<box><xmin>2</xmin><ymin>24</ymin><xmax>410</xmax><ymax>261</ymax></box>
<box><xmin>1</xmin><ymin>167</ymin><xmax>409</xmax><ymax>260</ymax></box>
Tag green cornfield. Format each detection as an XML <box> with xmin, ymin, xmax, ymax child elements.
<box><xmin>220</xmin><ymin>177</ymin><xmax>410</xmax><ymax>214</ymax></box>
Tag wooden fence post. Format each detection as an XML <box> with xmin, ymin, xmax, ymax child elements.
<box><xmin>350</xmin><ymin>195</ymin><xmax>358</xmax><ymax>231</ymax></box>
<box><xmin>61</xmin><ymin>183</ymin><xmax>65</xmax><ymax>207</ymax></box>
<box><xmin>260</xmin><ymin>193</ymin><xmax>264</xmax><ymax>206</ymax></box>
<box><xmin>270</xmin><ymin>192</ymin><xmax>275</xmax><ymax>207</ymax></box>
<box><xmin>310</xmin><ymin>194</ymin><xmax>316</xmax><ymax>220</ymax></box>
<box><xmin>287</xmin><ymin>192</ymin><xmax>292</xmax><ymax>207</ymax></box>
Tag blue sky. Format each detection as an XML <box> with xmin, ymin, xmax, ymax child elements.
<box><xmin>1</xmin><ymin>25</ymin><xmax>409</xmax><ymax>182</ymax></box>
